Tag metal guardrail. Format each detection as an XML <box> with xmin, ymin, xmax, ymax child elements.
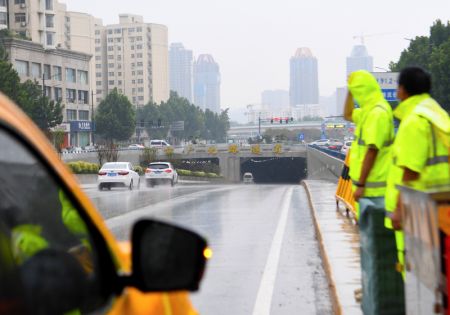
<box><xmin>307</xmin><ymin>145</ymin><xmax>346</xmax><ymax>160</ymax></box>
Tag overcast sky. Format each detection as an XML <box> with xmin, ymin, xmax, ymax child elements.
<box><xmin>63</xmin><ymin>0</ymin><xmax>449</xmax><ymax>109</ymax></box>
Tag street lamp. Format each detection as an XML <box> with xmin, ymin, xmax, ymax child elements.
<box><xmin>91</xmin><ymin>90</ymin><xmax>97</xmax><ymax>145</ymax></box>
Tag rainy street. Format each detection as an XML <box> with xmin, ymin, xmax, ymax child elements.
<box><xmin>84</xmin><ymin>183</ymin><xmax>333</xmax><ymax>315</ymax></box>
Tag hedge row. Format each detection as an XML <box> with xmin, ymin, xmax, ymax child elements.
<box><xmin>176</xmin><ymin>169</ymin><xmax>220</xmax><ymax>178</ymax></box>
<box><xmin>67</xmin><ymin>161</ymin><xmax>144</xmax><ymax>175</ymax></box>
<box><xmin>67</xmin><ymin>161</ymin><xmax>100</xmax><ymax>174</ymax></box>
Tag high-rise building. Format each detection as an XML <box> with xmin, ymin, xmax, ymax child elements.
<box><xmin>194</xmin><ymin>54</ymin><xmax>220</xmax><ymax>113</ymax></box>
<box><xmin>7</xmin><ymin>0</ymin><xmax>62</xmax><ymax>49</ymax></box>
<box><xmin>346</xmin><ymin>45</ymin><xmax>373</xmax><ymax>76</ymax></box>
<box><xmin>261</xmin><ymin>90</ymin><xmax>289</xmax><ymax>112</ymax></box>
<box><xmin>169</xmin><ymin>43</ymin><xmax>193</xmax><ymax>102</ymax></box>
<box><xmin>94</xmin><ymin>14</ymin><xmax>169</xmax><ymax>107</ymax></box>
<box><xmin>4</xmin><ymin>0</ymin><xmax>96</xmax><ymax>147</ymax></box>
<box><xmin>289</xmin><ymin>47</ymin><xmax>319</xmax><ymax>106</ymax></box>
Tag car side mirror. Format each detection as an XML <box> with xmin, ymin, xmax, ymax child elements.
<box><xmin>130</xmin><ymin>219</ymin><xmax>208</xmax><ymax>292</ymax></box>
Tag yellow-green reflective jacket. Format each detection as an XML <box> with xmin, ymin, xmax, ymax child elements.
<box><xmin>385</xmin><ymin>94</ymin><xmax>450</xmax><ymax>228</ymax></box>
<box><xmin>348</xmin><ymin>70</ymin><xmax>394</xmax><ymax>197</ymax></box>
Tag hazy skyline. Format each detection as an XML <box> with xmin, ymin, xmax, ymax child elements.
<box><xmin>63</xmin><ymin>0</ymin><xmax>450</xmax><ymax>110</ymax></box>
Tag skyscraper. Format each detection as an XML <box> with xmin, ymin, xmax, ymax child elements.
<box><xmin>194</xmin><ymin>54</ymin><xmax>221</xmax><ymax>113</ymax></box>
<box><xmin>346</xmin><ymin>45</ymin><xmax>373</xmax><ymax>76</ymax></box>
<box><xmin>289</xmin><ymin>47</ymin><xmax>319</xmax><ymax>106</ymax></box>
<box><xmin>169</xmin><ymin>43</ymin><xmax>193</xmax><ymax>102</ymax></box>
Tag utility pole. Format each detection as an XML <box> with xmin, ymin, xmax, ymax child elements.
<box><xmin>91</xmin><ymin>90</ymin><xmax>95</xmax><ymax>145</ymax></box>
<box><xmin>258</xmin><ymin>112</ymin><xmax>261</xmax><ymax>140</ymax></box>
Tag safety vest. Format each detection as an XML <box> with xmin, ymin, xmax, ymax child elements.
<box><xmin>385</xmin><ymin>95</ymin><xmax>450</xmax><ymax>226</ymax></box>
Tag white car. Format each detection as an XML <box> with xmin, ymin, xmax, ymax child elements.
<box><xmin>340</xmin><ymin>141</ymin><xmax>353</xmax><ymax>155</ymax></box>
<box><xmin>310</xmin><ymin>139</ymin><xmax>330</xmax><ymax>147</ymax></box>
<box><xmin>243</xmin><ymin>172</ymin><xmax>254</xmax><ymax>184</ymax></box>
<box><xmin>145</xmin><ymin>162</ymin><xmax>178</xmax><ymax>187</ymax></box>
<box><xmin>149</xmin><ymin>140</ymin><xmax>171</xmax><ymax>148</ymax></box>
<box><xmin>128</xmin><ymin>144</ymin><xmax>145</xmax><ymax>149</ymax></box>
<box><xmin>98</xmin><ymin>162</ymin><xmax>140</xmax><ymax>190</ymax></box>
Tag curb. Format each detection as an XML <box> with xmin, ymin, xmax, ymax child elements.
<box><xmin>301</xmin><ymin>180</ymin><xmax>342</xmax><ymax>315</ymax></box>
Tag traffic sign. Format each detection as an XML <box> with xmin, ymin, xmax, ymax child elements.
<box><xmin>298</xmin><ymin>133</ymin><xmax>304</xmax><ymax>141</ymax></box>
<box><xmin>170</xmin><ymin>121</ymin><xmax>185</xmax><ymax>131</ymax></box>
<box><xmin>371</xmin><ymin>72</ymin><xmax>399</xmax><ymax>101</ymax></box>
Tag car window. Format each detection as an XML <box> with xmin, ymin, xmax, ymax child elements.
<box><xmin>0</xmin><ymin>127</ymin><xmax>108</xmax><ymax>314</ymax></box>
<box><xmin>149</xmin><ymin>163</ymin><xmax>169</xmax><ymax>169</ymax></box>
<box><xmin>102</xmin><ymin>163</ymin><xmax>128</xmax><ymax>170</ymax></box>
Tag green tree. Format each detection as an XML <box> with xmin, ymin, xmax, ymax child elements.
<box><xmin>19</xmin><ymin>80</ymin><xmax>63</xmax><ymax>132</ymax></box>
<box><xmin>390</xmin><ymin>20</ymin><xmax>450</xmax><ymax>110</ymax></box>
<box><xmin>95</xmin><ymin>88</ymin><xmax>135</xmax><ymax>143</ymax></box>
<box><xmin>139</xmin><ymin>91</ymin><xmax>229</xmax><ymax>143</ymax></box>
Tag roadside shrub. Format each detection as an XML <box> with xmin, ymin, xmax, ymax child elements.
<box><xmin>193</xmin><ymin>171</ymin><xmax>206</xmax><ymax>177</ymax></box>
<box><xmin>177</xmin><ymin>169</ymin><xmax>192</xmax><ymax>176</ymax></box>
<box><xmin>67</xmin><ymin>161</ymin><xmax>100</xmax><ymax>174</ymax></box>
<box><xmin>134</xmin><ymin>165</ymin><xmax>144</xmax><ymax>176</ymax></box>
<box><xmin>207</xmin><ymin>173</ymin><xmax>219</xmax><ymax>178</ymax></box>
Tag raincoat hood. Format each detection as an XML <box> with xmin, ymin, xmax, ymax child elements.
<box><xmin>415</xmin><ymin>96</ymin><xmax>450</xmax><ymax>133</ymax></box>
<box><xmin>348</xmin><ymin>70</ymin><xmax>385</xmax><ymax>110</ymax></box>
<box><xmin>394</xmin><ymin>93</ymin><xmax>450</xmax><ymax>133</ymax></box>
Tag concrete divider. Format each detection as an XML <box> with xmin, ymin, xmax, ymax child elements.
<box><xmin>307</xmin><ymin>146</ymin><xmax>344</xmax><ymax>182</ymax></box>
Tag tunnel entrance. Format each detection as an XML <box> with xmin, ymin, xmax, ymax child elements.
<box><xmin>240</xmin><ymin>157</ymin><xmax>307</xmax><ymax>184</ymax></box>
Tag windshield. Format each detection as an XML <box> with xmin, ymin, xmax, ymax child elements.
<box><xmin>3</xmin><ymin>0</ymin><xmax>450</xmax><ymax>314</ymax></box>
<box><xmin>101</xmin><ymin>163</ymin><xmax>128</xmax><ymax>170</ymax></box>
<box><xmin>149</xmin><ymin>163</ymin><xmax>170</xmax><ymax>169</ymax></box>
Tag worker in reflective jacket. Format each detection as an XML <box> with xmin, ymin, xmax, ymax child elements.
<box><xmin>344</xmin><ymin>70</ymin><xmax>394</xmax><ymax>207</ymax></box>
<box><xmin>386</xmin><ymin>67</ymin><xmax>450</xmax><ymax>275</ymax></box>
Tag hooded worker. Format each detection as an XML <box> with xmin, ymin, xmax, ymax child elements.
<box><xmin>344</xmin><ymin>70</ymin><xmax>394</xmax><ymax>206</ymax></box>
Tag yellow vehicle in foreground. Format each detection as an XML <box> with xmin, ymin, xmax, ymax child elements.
<box><xmin>0</xmin><ymin>93</ymin><xmax>208</xmax><ymax>315</ymax></box>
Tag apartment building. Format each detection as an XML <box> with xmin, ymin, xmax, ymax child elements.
<box><xmin>94</xmin><ymin>14</ymin><xmax>169</xmax><ymax>107</ymax></box>
<box><xmin>8</xmin><ymin>0</ymin><xmax>60</xmax><ymax>48</ymax></box>
<box><xmin>3</xmin><ymin>37</ymin><xmax>93</xmax><ymax>147</ymax></box>
<box><xmin>0</xmin><ymin>0</ymin><xmax>7</xmax><ymax>30</ymax></box>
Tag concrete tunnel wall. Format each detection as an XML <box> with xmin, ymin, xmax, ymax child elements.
<box><xmin>306</xmin><ymin>147</ymin><xmax>343</xmax><ymax>183</ymax></box>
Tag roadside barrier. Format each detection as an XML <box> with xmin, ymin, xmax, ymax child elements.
<box><xmin>335</xmin><ymin>149</ymin><xmax>356</xmax><ymax>218</ymax></box>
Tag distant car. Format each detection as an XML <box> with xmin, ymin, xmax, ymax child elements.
<box><xmin>149</xmin><ymin>140</ymin><xmax>171</xmax><ymax>148</ymax></box>
<box><xmin>68</xmin><ymin>146</ymin><xmax>83</xmax><ymax>153</ymax></box>
<box><xmin>83</xmin><ymin>145</ymin><xmax>96</xmax><ymax>152</ymax></box>
<box><xmin>128</xmin><ymin>144</ymin><xmax>145</xmax><ymax>149</ymax></box>
<box><xmin>145</xmin><ymin>162</ymin><xmax>178</xmax><ymax>187</ymax></box>
<box><xmin>340</xmin><ymin>141</ymin><xmax>353</xmax><ymax>155</ymax></box>
<box><xmin>98</xmin><ymin>162</ymin><xmax>140</xmax><ymax>190</ymax></box>
<box><xmin>243</xmin><ymin>172</ymin><xmax>254</xmax><ymax>184</ymax></box>
<box><xmin>310</xmin><ymin>139</ymin><xmax>330</xmax><ymax>147</ymax></box>
<box><xmin>327</xmin><ymin>139</ymin><xmax>344</xmax><ymax>151</ymax></box>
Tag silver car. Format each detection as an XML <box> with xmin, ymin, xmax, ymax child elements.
<box><xmin>145</xmin><ymin>162</ymin><xmax>178</xmax><ymax>187</ymax></box>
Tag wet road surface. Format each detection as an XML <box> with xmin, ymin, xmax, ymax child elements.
<box><xmin>84</xmin><ymin>183</ymin><xmax>333</xmax><ymax>314</ymax></box>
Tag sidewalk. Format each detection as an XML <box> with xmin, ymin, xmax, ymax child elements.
<box><xmin>302</xmin><ymin>180</ymin><xmax>362</xmax><ymax>315</ymax></box>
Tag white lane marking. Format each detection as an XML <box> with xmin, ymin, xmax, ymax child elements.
<box><xmin>252</xmin><ymin>187</ymin><xmax>293</xmax><ymax>315</ymax></box>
